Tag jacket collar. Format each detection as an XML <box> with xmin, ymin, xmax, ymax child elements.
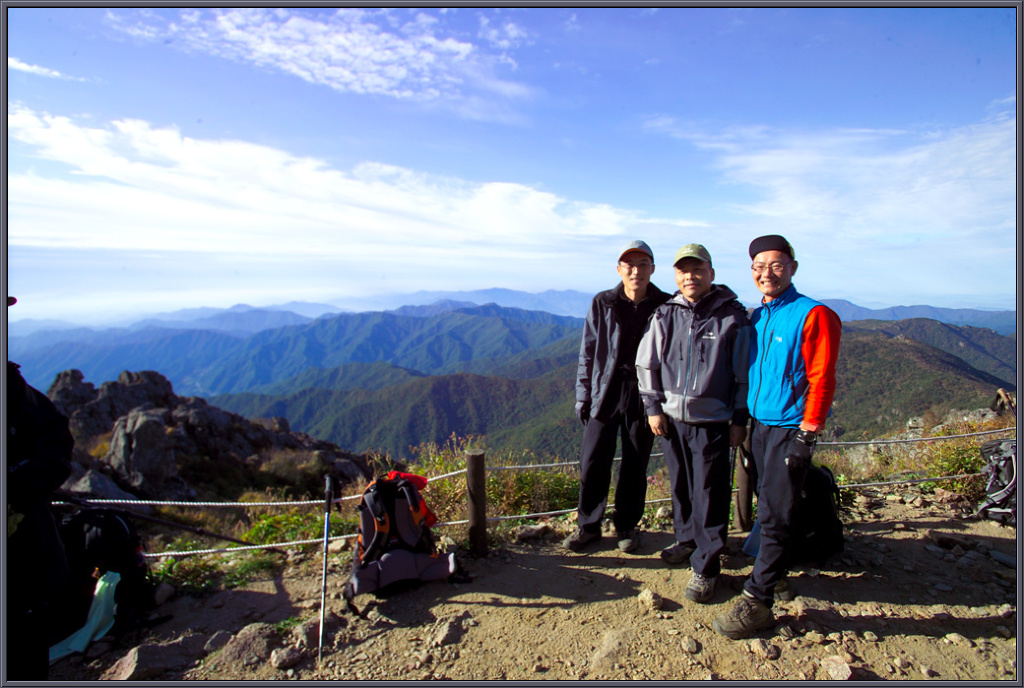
<box><xmin>602</xmin><ymin>281</ymin><xmax>664</xmax><ymax>305</ymax></box>
<box><xmin>761</xmin><ymin>283</ymin><xmax>799</xmax><ymax>311</ymax></box>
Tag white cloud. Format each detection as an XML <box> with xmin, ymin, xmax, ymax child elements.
<box><xmin>641</xmin><ymin>111</ymin><xmax>1016</xmax><ymax>308</ymax></box>
<box><xmin>7</xmin><ymin>106</ymin><xmax>700</xmax><ymax>285</ymax></box>
<box><xmin>103</xmin><ymin>8</ymin><xmax>532</xmax><ymax>120</ymax></box>
<box><xmin>8</xmin><ymin>57</ymin><xmax>85</xmax><ymax>81</ymax></box>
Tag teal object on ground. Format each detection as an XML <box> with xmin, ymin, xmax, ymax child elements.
<box><xmin>49</xmin><ymin>571</ymin><xmax>120</xmax><ymax>664</ymax></box>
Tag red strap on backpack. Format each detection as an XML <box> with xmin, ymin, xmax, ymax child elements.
<box><xmin>386</xmin><ymin>471</ymin><xmax>437</xmax><ymax>527</ymax></box>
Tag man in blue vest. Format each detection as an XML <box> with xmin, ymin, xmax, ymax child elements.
<box><xmin>713</xmin><ymin>235</ymin><xmax>841</xmax><ymax>640</ymax></box>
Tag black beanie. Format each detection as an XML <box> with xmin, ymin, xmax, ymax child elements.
<box><xmin>748</xmin><ymin>235</ymin><xmax>794</xmax><ymax>260</ymax></box>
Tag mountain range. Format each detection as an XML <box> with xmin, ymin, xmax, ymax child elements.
<box><xmin>9</xmin><ymin>289</ymin><xmax>1015</xmax><ymax>336</ymax></box>
<box><xmin>7</xmin><ymin>292</ymin><xmax>1016</xmax><ymax>462</ymax></box>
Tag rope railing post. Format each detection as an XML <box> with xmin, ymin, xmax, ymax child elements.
<box><xmin>466</xmin><ymin>449</ymin><xmax>487</xmax><ymax>557</ymax></box>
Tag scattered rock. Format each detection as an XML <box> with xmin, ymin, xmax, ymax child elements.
<box><xmin>102</xmin><ymin>633</ymin><xmax>206</xmax><ymax>680</ymax></box>
<box><xmin>271</xmin><ymin>646</ymin><xmax>303</xmax><ymax>670</ymax></box>
<box><xmin>516</xmin><ymin>524</ymin><xmax>551</xmax><ymax>541</ymax></box>
<box><xmin>680</xmin><ymin>636</ymin><xmax>700</xmax><ymax>654</ymax></box>
<box><xmin>820</xmin><ymin>655</ymin><xmax>852</xmax><ymax>680</ymax></box>
<box><xmin>748</xmin><ymin>638</ymin><xmax>780</xmax><ymax>660</ymax></box>
<box><xmin>210</xmin><ymin>623</ymin><xmax>278</xmax><ymax>669</ymax></box>
<box><xmin>590</xmin><ymin>630</ymin><xmax>630</xmax><ymax>669</ymax></box>
<box><xmin>328</xmin><ymin>538</ymin><xmax>351</xmax><ymax>553</ymax></box>
<box><xmin>944</xmin><ymin>632</ymin><xmax>974</xmax><ymax>648</ymax></box>
<box><xmin>637</xmin><ymin>589</ymin><xmax>663</xmax><ymax>611</ymax></box>
<box><xmin>154</xmin><ymin>581</ymin><xmax>176</xmax><ymax>606</ymax></box>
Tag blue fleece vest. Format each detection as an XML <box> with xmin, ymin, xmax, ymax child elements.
<box><xmin>747</xmin><ymin>284</ymin><xmax>822</xmax><ymax>428</ymax></box>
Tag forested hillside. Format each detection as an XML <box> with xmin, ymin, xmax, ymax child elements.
<box><xmin>11</xmin><ymin>299</ymin><xmax>1015</xmax><ymax>462</ymax></box>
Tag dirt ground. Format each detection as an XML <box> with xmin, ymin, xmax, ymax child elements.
<box><xmin>51</xmin><ymin>486</ymin><xmax>1018</xmax><ymax>682</ymax></box>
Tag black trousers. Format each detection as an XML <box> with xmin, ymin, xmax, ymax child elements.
<box><xmin>576</xmin><ymin>377</ymin><xmax>653</xmax><ymax>534</ymax></box>
<box><xmin>662</xmin><ymin>419</ymin><xmax>732</xmax><ymax>577</ymax></box>
<box><xmin>6</xmin><ymin>599</ymin><xmax>51</xmax><ymax>680</ymax></box>
<box><xmin>743</xmin><ymin>419</ymin><xmax>809</xmax><ymax>606</ymax></box>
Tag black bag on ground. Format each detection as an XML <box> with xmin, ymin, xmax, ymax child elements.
<box><xmin>975</xmin><ymin>439</ymin><xmax>1016</xmax><ymax>526</ymax></box>
<box><xmin>343</xmin><ymin>476</ymin><xmax>457</xmax><ymax>603</ymax></box>
<box><xmin>53</xmin><ymin>508</ymin><xmax>155</xmax><ymax>641</ymax></box>
<box><xmin>791</xmin><ymin>464</ymin><xmax>845</xmax><ymax>566</ymax></box>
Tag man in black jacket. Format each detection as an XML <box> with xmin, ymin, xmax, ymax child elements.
<box><xmin>6</xmin><ymin>296</ymin><xmax>74</xmax><ymax>680</ymax></box>
<box><xmin>565</xmin><ymin>241</ymin><xmax>670</xmax><ymax>553</ymax></box>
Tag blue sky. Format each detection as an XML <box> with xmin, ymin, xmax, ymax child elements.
<box><xmin>5</xmin><ymin>6</ymin><xmax>1018</xmax><ymax>324</ymax></box>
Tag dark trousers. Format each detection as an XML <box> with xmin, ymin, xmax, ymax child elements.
<box><xmin>743</xmin><ymin>419</ymin><xmax>809</xmax><ymax>607</ymax></box>
<box><xmin>662</xmin><ymin>419</ymin><xmax>731</xmax><ymax>577</ymax></box>
<box><xmin>6</xmin><ymin>599</ymin><xmax>51</xmax><ymax>680</ymax></box>
<box><xmin>576</xmin><ymin>378</ymin><xmax>653</xmax><ymax>534</ymax></box>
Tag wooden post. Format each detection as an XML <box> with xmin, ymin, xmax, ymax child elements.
<box><xmin>466</xmin><ymin>449</ymin><xmax>488</xmax><ymax>557</ymax></box>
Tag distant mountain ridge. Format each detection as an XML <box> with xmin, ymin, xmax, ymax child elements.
<box><xmin>8</xmin><ymin>291</ymin><xmax>1014</xmax><ymax>338</ymax></box>
<box><xmin>10</xmin><ymin>305</ymin><xmax>583</xmax><ymax>396</ymax></box>
<box><xmin>821</xmin><ymin>300</ymin><xmax>1016</xmax><ymax>336</ymax></box>
<box><xmin>210</xmin><ymin>325</ymin><xmax>1010</xmax><ymax>459</ymax></box>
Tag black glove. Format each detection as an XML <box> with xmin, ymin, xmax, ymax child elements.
<box><xmin>784</xmin><ymin>430</ymin><xmax>817</xmax><ymax>472</ymax></box>
<box><xmin>575</xmin><ymin>401</ymin><xmax>591</xmax><ymax>427</ymax></box>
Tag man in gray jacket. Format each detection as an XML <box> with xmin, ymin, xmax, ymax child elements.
<box><xmin>565</xmin><ymin>240</ymin><xmax>671</xmax><ymax>553</ymax></box>
<box><xmin>636</xmin><ymin>244</ymin><xmax>750</xmax><ymax>602</ymax></box>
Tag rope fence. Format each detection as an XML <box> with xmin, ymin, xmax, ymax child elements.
<box><xmin>57</xmin><ymin>426</ymin><xmax>1014</xmax><ymax>559</ymax></box>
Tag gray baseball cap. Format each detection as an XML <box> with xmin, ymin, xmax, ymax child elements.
<box><xmin>618</xmin><ymin>240</ymin><xmax>654</xmax><ymax>262</ymax></box>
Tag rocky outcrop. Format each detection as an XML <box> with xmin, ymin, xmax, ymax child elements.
<box><xmin>49</xmin><ymin>370</ymin><xmax>178</xmax><ymax>439</ymax></box>
<box><xmin>49</xmin><ymin>369</ymin><xmax>371</xmax><ymax>501</ymax></box>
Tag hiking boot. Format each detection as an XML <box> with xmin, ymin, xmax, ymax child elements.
<box><xmin>660</xmin><ymin>542</ymin><xmax>695</xmax><ymax>566</ymax></box>
<box><xmin>712</xmin><ymin>594</ymin><xmax>775</xmax><ymax>640</ymax></box>
<box><xmin>563</xmin><ymin>528</ymin><xmax>600</xmax><ymax>552</ymax></box>
<box><xmin>616</xmin><ymin>529</ymin><xmax>642</xmax><ymax>553</ymax></box>
<box><xmin>684</xmin><ymin>571</ymin><xmax>717</xmax><ymax>603</ymax></box>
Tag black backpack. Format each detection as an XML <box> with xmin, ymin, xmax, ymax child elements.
<box><xmin>791</xmin><ymin>465</ymin><xmax>845</xmax><ymax>566</ymax></box>
<box><xmin>975</xmin><ymin>439</ymin><xmax>1016</xmax><ymax>526</ymax></box>
<box><xmin>53</xmin><ymin>508</ymin><xmax>155</xmax><ymax>641</ymax></box>
<box><xmin>343</xmin><ymin>476</ymin><xmax>457</xmax><ymax>606</ymax></box>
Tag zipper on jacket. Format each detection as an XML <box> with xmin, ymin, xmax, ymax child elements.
<box><xmin>751</xmin><ymin>304</ymin><xmax>774</xmax><ymax>419</ymax></box>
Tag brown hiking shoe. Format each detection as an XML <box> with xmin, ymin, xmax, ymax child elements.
<box><xmin>712</xmin><ymin>594</ymin><xmax>775</xmax><ymax>640</ymax></box>
<box><xmin>562</xmin><ymin>528</ymin><xmax>600</xmax><ymax>552</ymax></box>
<box><xmin>660</xmin><ymin>541</ymin><xmax>695</xmax><ymax>566</ymax></box>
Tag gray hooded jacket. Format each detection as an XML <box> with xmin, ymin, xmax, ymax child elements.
<box><xmin>635</xmin><ymin>284</ymin><xmax>751</xmax><ymax>425</ymax></box>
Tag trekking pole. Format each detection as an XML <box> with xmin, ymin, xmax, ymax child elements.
<box><xmin>318</xmin><ymin>474</ymin><xmax>334</xmax><ymax>664</ymax></box>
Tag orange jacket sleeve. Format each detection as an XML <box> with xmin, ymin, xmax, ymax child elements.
<box><xmin>800</xmin><ymin>305</ymin><xmax>841</xmax><ymax>431</ymax></box>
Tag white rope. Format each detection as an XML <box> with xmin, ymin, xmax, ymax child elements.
<box><xmin>55</xmin><ymin>497</ymin><xmax>321</xmax><ymax>508</ymax></box>
<box><xmin>80</xmin><ymin>425</ymin><xmax>1013</xmax><ymax>560</ymax></box>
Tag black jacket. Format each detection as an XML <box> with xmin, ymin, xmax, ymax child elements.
<box><xmin>7</xmin><ymin>361</ymin><xmax>74</xmax><ymax>601</ymax></box>
<box><xmin>575</xmin><ymin>282</ymin><xmax>671</xmax><ymax>419</ymax></box>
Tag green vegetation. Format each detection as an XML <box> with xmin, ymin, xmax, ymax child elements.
<box><xmin>144</xmin><ymin>410</ymin><xmax>1014</xmax><ymax>598</ymax></box>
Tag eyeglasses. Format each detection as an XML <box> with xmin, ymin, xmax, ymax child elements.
<box><xmin>751</xmin><ymin>261</ymin><xmax>792</xmax><ymax>274</ymax></box>
<box><xmin>619</xmin><ymin>261</ymin><xmax>653</xmax><ymax>272</ymax></box>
